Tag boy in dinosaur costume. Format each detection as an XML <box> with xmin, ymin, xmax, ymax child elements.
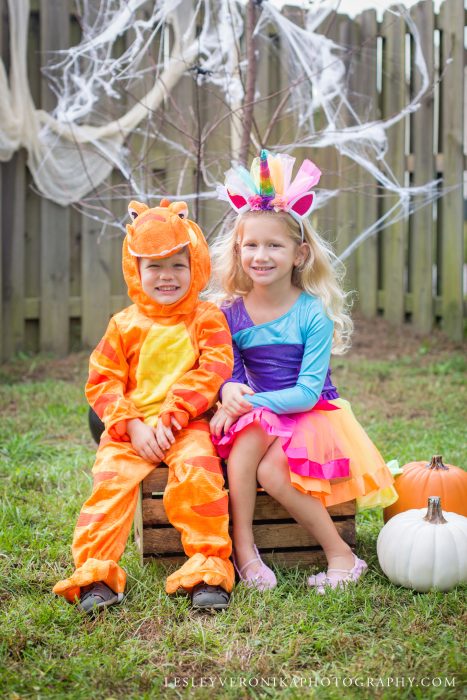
<box><xmin>53</xmin><ymin>199</ymin><xmax>234</xmax><ymax>611</ymax></box>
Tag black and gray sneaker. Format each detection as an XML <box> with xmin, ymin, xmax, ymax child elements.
<box><xmin>191</xmin><ymin>583</ymin><xmax>230</xmax><ymax>610</ymax></box>
<box><xmin>77</xmin><ymin>582</ymin><xmax>123</xmax><ymax>614</ymax></box>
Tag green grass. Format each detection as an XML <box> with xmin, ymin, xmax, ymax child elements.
<box><xmin>0</xmin><ymin>348</ymin><xmax>465</xmax><ymax>700</ymax></box>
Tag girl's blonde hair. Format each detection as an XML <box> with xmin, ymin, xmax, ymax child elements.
<box><xmin>211</xmin><ymin>210</ymin><xmax>353</xmax><ymax>354</ymax></box>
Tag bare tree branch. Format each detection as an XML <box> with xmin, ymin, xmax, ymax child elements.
<box><xmin>239</xmin><ymin>0</ymin><xmax>258</xmax><ymax>165</ymax></box>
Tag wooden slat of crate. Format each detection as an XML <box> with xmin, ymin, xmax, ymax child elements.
<box><xmin>142</xmin><ymin>491</ymin><xmax>355</xmax><ymax>525</ymax></box>
<box><xmin>142</xmin><ymin>520</ymin><xmax>355</xmax><ymax>555</ymax></box>
<box><xmin>142</xmin><ymin>465</ymin><xmax>176</xmax><ymax>495</ymax></box>
<box><xmin>143</xmin><ymin>550</ymin><xmax>329</xmax><ymax>568</ymax></box>
<box><xmin>137</xmin><ymin>465</ymin><xmax>356</xmax><ymax>568</ymax></box>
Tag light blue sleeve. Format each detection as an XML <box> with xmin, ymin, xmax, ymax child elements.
<box><xmin>248</xmin><ymin>306</ymin><xmax>333</xmax><ymax>414</ymax></box>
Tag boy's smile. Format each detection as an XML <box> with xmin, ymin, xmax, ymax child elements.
<box><xmin>139</xmin><ymin>248</ymin><xmax>191</xmax><ymax>304</ymax></box>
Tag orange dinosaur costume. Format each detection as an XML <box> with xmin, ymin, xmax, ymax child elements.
<box><xmin>53</xmin><ymin>200</ymin><xmax>234</xmax><ymax>602</ymax></box>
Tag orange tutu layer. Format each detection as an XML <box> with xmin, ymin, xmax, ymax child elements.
<box><xmin>213</xmin><ymin>399</ymin><xmax>398</xmax><ymax>510</ymax></box>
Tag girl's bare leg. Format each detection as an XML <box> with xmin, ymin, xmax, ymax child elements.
<box><xmin>227</xmin><ymin>423</ymin><xmax>275</xmax><ymax>575</ymax></box>
<box><xmin>257</xmin><ymin>440</ymin><xmax>354</xmax><ymax>571</ymax></box>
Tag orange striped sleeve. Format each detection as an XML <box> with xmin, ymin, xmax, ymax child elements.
<box><xmin>200</xmin><ymin>361</ymin><xmax>232</xmax><ymax>380</ymax></box>
<box><xmin>95</xmin><ymin>338</ymin><xmax>119</xmax><ymax>365</ymax></box>
<box><xmin>172</xmin><ymin>388</ymin><xmax>210</xmax><ymax>415</ymax></box>
<box><xmin>85</xmin><ymin>315</ymin><xmax>144</xmax><ymax>437</ymax></box>
<box><xmin>204</xmin><ymin>330</ymin><xmax>231</xmax><ymax>347</ymax></box>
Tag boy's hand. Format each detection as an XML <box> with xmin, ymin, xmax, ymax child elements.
<box><xmin>127</xmin><ymin>419</ymin><xmax>165</xmax><ymax>463</ymax></box>
<box><xmin>155</xmin><ymin>415</ymin><xmax>182</xmax><ymax>451</ymax></box>
<box><xmin>209</xmin><ymin>406</ymin><xmax>236</xmax><ymax>437</ymax></box>
<box><xmin>221</xmin><ymin>382</ymin><xmax>254</xmax><ymax>418</ymax></box>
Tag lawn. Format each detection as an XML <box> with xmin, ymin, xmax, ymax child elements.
<box><xmin>0</xmin><ymin>318</ymin><xmax>465</xmax><ymax>700</ymax></box>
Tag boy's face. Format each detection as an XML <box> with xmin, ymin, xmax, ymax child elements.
<box><xmin>139</xmin><ymin>248</ymin><xmax>191</xmax><ymax>305</ymax></box>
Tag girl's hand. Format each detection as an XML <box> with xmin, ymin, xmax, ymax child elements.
<box><xmin>127</xmin><ymin>418</ymin><xmax>165</xmax><ymax>464</ymax></box>
<box><xmin>209</xmin><ymin>406</ymin><xmax>236</xmax><ymax>437</ymax></box>
<box><xmin>222</xmin><ymin>382</ymin><xmax>254</xmax><ymax>418</ymax></box>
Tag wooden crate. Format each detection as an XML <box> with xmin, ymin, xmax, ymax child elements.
<box><xmin>134</xmin><ymin>465</ymin><xmax>356</xmax><ymax>568</ymax></box>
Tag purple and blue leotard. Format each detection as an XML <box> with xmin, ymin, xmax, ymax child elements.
<box><xmin>221</xmin><ymin>292</ymin><xmax>338</xmax><ymax>412</ymax></box>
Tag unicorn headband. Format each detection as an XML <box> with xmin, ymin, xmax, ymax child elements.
<box><xmin>219</xmin><ymin>149</ymin><xmax>321</xmax><ymax>241</ymax></box>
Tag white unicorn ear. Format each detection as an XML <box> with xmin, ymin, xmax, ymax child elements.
<box><xmin>288</xmin><ymin>192</ymin><xmax>315</xmax><ymax>218</ymax></box>
<box><xmin>227</xmin><ymin>190</ymin><xmax>250</xmax><ymax>214</ymax></box>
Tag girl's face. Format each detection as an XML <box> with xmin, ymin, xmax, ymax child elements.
<box><xmin>239</xmin><ymin>216</ymin><xmax>307</xmax><ymax>289</ymax></box>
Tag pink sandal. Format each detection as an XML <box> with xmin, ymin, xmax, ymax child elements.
<box><xmin>308</xmin><ymin>554</ymin><xmax>367</xmax><ymax>595</ymax></box>
<box><xmin>233</xmin><ymin>545</ymin><xmax>277</xmax><ymax>591</ymax></box>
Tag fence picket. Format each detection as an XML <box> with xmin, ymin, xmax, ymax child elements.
<box><xmin>315</xmin><ymin>13</ymin><xmax>340</xmax><ymax>247</ymax></box>
<box><xmin>336</xmin><ymin>14</ymin><xmax>359</xmax><ymax>291</ymax></box>
<box><xmin>1</xmin><ymin>151</ymin><xmax>26</xmax><ymax>359</ymax></box>
<box><xmin>197</xmin><ymin>82</ymin><xmax>230</xmax><ymax>241</ymax></box>
<box><xmin>381</xmin><ymin>7</ymin><xmax>407</xmax><ymax>325</ymax></box>
<box><xmin>0</xmin><ymin>162</ymin><xmax>2</xmax><ymax>360</ymax></box>
<box><xmin>410</xmin><ymin>0</ymin><xmax>435</xmax><ymax>334</ymax></box>
<box><xmin>438</xmin><ymin>0</ymin><xmax>464</xmax><ymax>340</ymax></box>
<box><xmin>355</xmin><ymin>9</ymin><xmax>378</xmax><ymax>318</ymax></box>
<box><xmin>0</xmin><ymin>0</ymin><xmax>5</xmax><ymax>359</ymax></box>
<box><xmin>24</xmin><ymin>7</ymin><xmax>41</xmax><ymax>352</ymax></box>
<box><xmin>39</xmin><ymin>0</ymin><xmax>70</xmax><ymax>355</ymax></box>
<box><xmin>81</xmin><ymin>214</ymin><xmax>112</xmax><ymax>348</ymax></box>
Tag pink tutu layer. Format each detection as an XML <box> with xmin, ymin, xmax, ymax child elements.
<box><xmin>212</xmin><ymin>401</ymin><xmax>398</xmax><ymax>509</ymax></box>
<box><xmin>213</xmin><ymin>407</ymin><xmax>349</xmax><ymax>480</ymax></box>
<box><xmin>214</xmin><ymin>408</ymin><xmax>292</xmax><ymax>457</ymax></box>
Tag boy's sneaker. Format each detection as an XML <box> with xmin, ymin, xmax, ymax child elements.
<box><xmin>78</xmin><ymin>581</ymin><xmax>123</xmax><ymax>614</ymax></box>
<box><xmin>191</xmin><ymin>583</ymin><xmax>230</xmax><ymax>610</ymax></box>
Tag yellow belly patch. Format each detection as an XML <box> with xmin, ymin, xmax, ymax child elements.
<box><xmin>131</xmin><ymin>323</ymin><xmax>196</xmax><ymax>425</ymax></box>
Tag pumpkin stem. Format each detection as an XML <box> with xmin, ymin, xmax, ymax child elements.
<box><xmin>424</xmin><ymin>496</ymin><xmax>448</xmax><ymax>524</ymax></box>
<box><xmin>426</xmin><ymin>455</ymin><xmax>448</xmax><ymax>471</ymax></box>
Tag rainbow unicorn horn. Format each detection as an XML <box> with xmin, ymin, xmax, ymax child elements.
<box><xmin>259</xmin><ymin>149</ymin><xmax>275</xmax><ymax>198</ymax></box>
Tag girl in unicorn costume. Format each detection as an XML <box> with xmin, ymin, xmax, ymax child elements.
<box><xmin>210</xmin><ymin>150</ymin><xmax>397</xmax><ymax>594</ymax></box>
<box><xmin>54</xmin><ymin>199</ymin><xmax>234</xmax><ymax>611</ymax></box>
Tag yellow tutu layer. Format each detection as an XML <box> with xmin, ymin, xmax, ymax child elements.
<box><xmin>286</xmin><ymin>399</ymin><xmax>398</xmax><ymax>509</ymax></box>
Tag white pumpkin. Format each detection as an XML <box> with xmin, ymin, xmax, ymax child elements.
<box><xmin>377</xmin><ymin>496</ymin><xmax>467</xmax><ymax>592</ymax></box>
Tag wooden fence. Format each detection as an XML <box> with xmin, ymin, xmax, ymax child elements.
<box><xmin>0</xmin><ymin>0</ymin><xmax>465</xmax><ymax>360</ymax></box>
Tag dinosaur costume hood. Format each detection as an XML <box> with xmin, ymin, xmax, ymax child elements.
<box><xmin>123</xmin><ymin>199</ymin><xmax>211</xmax><ymax>317</ymax></box>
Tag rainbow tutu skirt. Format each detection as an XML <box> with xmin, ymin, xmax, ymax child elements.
<box><xmin>212</xmin><ymin>399</ymin><xmax>398</xmax><ymax>510</ymax></box>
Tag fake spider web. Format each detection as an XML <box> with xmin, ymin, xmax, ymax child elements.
<box><xmin>0</xmin><ymin>0</ymin><xmax>445</xmax><ymax>260</ymax></box>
